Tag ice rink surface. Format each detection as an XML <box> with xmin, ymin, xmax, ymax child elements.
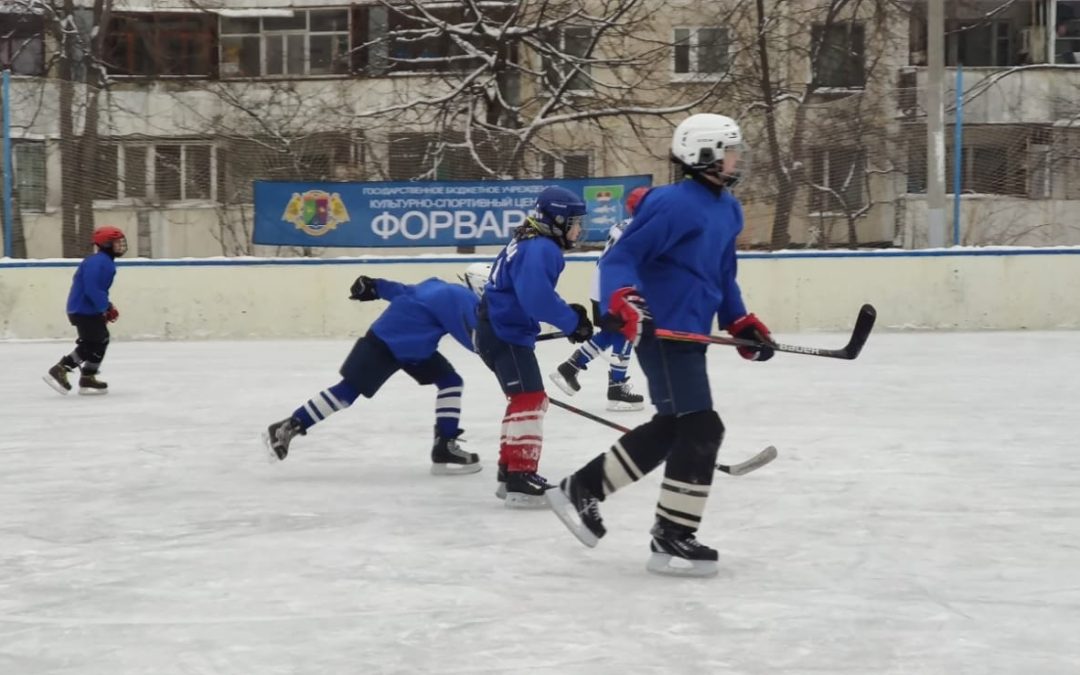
<box><xmin>2</xmin><ymin>332</ymin><xmax>1079</xmax><ymax>674</ymax></box>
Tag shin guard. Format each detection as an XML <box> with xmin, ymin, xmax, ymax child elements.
<box><xmin>499</xmin><ymin>391</ymin><xmax>548</xmax><ymax>472</ymax></box>
<box><xmin>655</xmin><ymin>410</ymin><xmax>725</xmax><ymax>531</ymax></box>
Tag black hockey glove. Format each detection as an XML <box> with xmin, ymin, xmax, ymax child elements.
<box><xmin>568</xmin><ymin>304</ymin><xmax>594</xmax><ymax>344</ymax></box>
<box><xmin>349</xmin><ymin>275</ymin><xmax>379</xmax><ymax>301</ymax></box>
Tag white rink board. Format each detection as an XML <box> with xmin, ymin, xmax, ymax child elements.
<box><xmin>2</xmin><ymin>248</ymin><xmax>1080</xmax><ymax>339</ymax></box>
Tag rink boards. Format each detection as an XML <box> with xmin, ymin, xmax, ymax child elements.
<box><xmin>2</xmin><ymin>247</ymin><xmax>1080</xmax><ymax>339</ymax></box>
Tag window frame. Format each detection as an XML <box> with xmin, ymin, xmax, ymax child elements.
<box><xmin>541</xmin><ymin>153</ymin><xmax>592</xmax><ymax>179</ymax></box>
<box><xmin>0</xmin><ymin>12</ymin><xmax>46</xmax><ymax>76</ymax></box>
<box><xmin>92</xmin><ymin>141</ymin><xmax>221</xmax><ymax>205</ymax></box>
<box><xmin>544</xmin><ymin>25</ymin><xmax>595</xmax><ymax>94</ymax></box>
<box><xmin>105</xmin><ymin>12</ymin><xmax>217</xmax><ymax>79</ymax></box>
<box><xmin>807</xmin><ymin>147</ymin><xmax>867</xmax><ymax>216</ymax></box>
<box><xmin>12</xmin><ymin>141</ymin><xmax>47</xmax><ymax>212</ymax></box>
<box><xmin>218</xmin><ymin>9</ymin><xmax>351</xmax><ymax>79</ymax></box>
<box><xmin>671</xmin><ymin>26</ymin><xmax>731</xmax><ymax>82</ymax></box>
<box><xmin>812</xmin><ymin>21</ymin><xmax>866</xmax><ymax>91</ymax></box>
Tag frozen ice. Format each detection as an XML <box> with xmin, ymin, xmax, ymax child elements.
<box><xmin>2</xmin><ymin>333</ymin><xmax>1079</xmax><ymax>674</ymax></box>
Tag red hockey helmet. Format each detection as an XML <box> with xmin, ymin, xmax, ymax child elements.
<box><xmin>626</xmin><ymin>186</ymin><xmax>649</xmax><ymax>216</ymax></box>
<box><xmin>92</xmin><ymin>226</ymin><xmax>128</xmax><ymax>256</ymax></box>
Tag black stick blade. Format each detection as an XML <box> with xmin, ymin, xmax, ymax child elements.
<box><xmin>841</xmin><ymin>303</ymin><xmax>877</xmax><ymax>360</ymax></box>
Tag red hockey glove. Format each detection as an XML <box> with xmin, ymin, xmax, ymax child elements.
<box><xmin>104</xmin><ymin>304</ymin><xmax>119</xmax><ymax>323</ymax></box>
<box><xmin>567</xmin><ymin>304</ymin><xmax>594</xmax><ymax>344</ymax></box>
<box><xmin>607</xmin><ymin>287</ymin><xmax>652</xmax><ymax>346</ymax></box>
<box><xmin>727</xmin><ymin>313</ymin><xmax>775</xmax><ymax>361</ymax></box>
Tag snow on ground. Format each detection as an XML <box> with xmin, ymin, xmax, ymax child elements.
<box><xmin>1</xmin><ymin>333</ymin><xmax>1079</xmax><ymax>674</ymax></box>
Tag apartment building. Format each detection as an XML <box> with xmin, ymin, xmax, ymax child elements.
<box><xmin>3</xmin><ymin>0</ymin><xmax>1078</xmax><ymax>257</ymax></box>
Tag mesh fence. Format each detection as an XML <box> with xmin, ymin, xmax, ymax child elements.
<box><xmin>4</xmin><ymin>73</ymin><xmax>1080</xmax><ymax>258</ymax></box>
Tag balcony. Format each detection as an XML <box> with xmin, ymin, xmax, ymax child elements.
<box><xmin>900</xmin><ymin>65</ymin><xmax>1080</xmax><ymax>125</ymax></box>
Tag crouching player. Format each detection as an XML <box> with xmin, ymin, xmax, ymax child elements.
<box><xmin>263</xmin><ymin>264</ymin><xmax>492</xmax><ymax>475</ymax></box>
<box><xmin>476</xmin><ymin>186</ymin><xmax>594</xmax><ymax>508</ymax></box>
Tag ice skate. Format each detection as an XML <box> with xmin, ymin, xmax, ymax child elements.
<box><xmin>263</xmin><ymin>416</ymin><xmax>306</xmax><ymax>462</ymax></box>
<box><xmin>645</xmin><ymin>520</ymin><xmax>719</xmax><ymax>578</ymax></box>
<box><xmin>43</xmin><ymin>363</ymin><xmax>73</xmax><ymax>395</ymax></box>
<box><xmin>547</xmin><ymin>475</ymin><xmax>606</xmax><ymax>547</ymax></box>
<box><xmin>77</xmin><ymin>373</ymin><xmax>108</xmax><ymax>396</ymax></box>
<box><xmin>430</xmin><ymin>430</ymin><xmax>481</xmax><ymax>475</ymax></box>
<box><xmin>503</xmin><ymin>471</ymin><xmax>552</xmax><ymax>509</ymax></box>
<box><xmin>548</xmin><ymin>361</ymin><xmax>582</xmax><ymax>396</ymax></box>
<box><xmin>495</xmin><ymin>462</ymin><xmax>508</xmax><ymax>500</ymax></box>
<box><xmin>606</xmin><ymin>378</ymin><xmax>644</xmax><ymax>412</ymax></box>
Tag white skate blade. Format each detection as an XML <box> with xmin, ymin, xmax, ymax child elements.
<box><xmin>430</xmin><ymin>462</ymin><xmax>483</xmax><ymax>476</ymax></box>
<box><xmin>606</xmin><ymin>399</ymin><xmax>644</xmax><ymax>412</ymax></box>
<box><xmin>42</xmin><ymin>374</ymin><xmax>71</xmax><ymax>396</ymax></box>
<box><xmin>646</xmin><ymin>552</ymin><xmax>719</xmax><ymax>578</ymax></box>
<box><xmin>261</xmin><ymin>431</ymin><xmax>281</xmax><ymax>463</ymax></box>
<box><xmin>504</xmin><ymin>492</ymin><xmax>549</xmax><ymax>509</ymax></box>
<box><xmin>77</xmin><ymin>387</ymin><xmax>108</xmax><ymax>396</ymax></box>
<box><xmin>548</xmin><ymin>371</ymin><xmax>579</xmax><ymax>397</ymax></box>
<box><xmin>546</xmin><ymin>487</ymin><xmax>599</xmax><ymax>548</ymax></box>
<box><xmin>494</xmin><ymin>482</ymin><xmax>507</xmax><ymax>500</ymax></box>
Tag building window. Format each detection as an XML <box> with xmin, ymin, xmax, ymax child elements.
<box><xmin>542</xmin><ymin>154</ymin><xmax>591</xmax><ymax>179</ymax></box>
<box><xmin>220</xmin><ymin>10</ymin><xmax>350</xmax><ymax>78</ymax></box>
<box><xmin>808</xmin><ymin>147</ymin><xmax>866</xmax><ymax>213</ymax></box>
<box><xmin>106</xmin><ymin>13</ymin><xmax>216</xmax><ymax>78</ymax></box>
<box><xmin>94</xmin><ymin>142</ymin><xmax>219</xmax><ymax>203</ymax></box>
<box><xmin>673</xmin><ymin>27</ymin><xmax>730</xmax><ymax>78</ymax></box>
<box><xmin>13</xmin><ymin>142</ymin><xmax>46</xmax><ymax>211</ymax></box>
<box><xmin>545</xmin><ymin>26</ymin><xmax>594</xmax><ymax>92</ymax></box>
<box><xmin>219</xmin><ymin>133</ymin><xmax>360</xmax><ymax>203</ymax></box>
<box><xmin>946</xmin><ymin>20</ymin><xmax>1015</xmax><ymax>67</ymax></box>
<box><xmin>813</xmin><ymin>22</ymin><xmax>865</xmax><ymax>89</ymax></box>
<box><xmin>0</xmin><ymin>12</ymin><xmax>45</xmax><ymax>76</ymax></box>
<box><xmin>947</xmin><ymin>145</ymin><xmax>1025</xmax><ymax>196</ymax></box>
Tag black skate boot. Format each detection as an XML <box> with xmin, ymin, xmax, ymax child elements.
<box><xmin>503</xmin><ymin>471</ymin><xmax>553</xmax><ymax>509</ymax></box>
<box><xmin>43</xmin><ymin>362</ymin><xmax>73</xmax><ymax>395</ymax></box>
<box><xmin>547</xmin><ymin>474</ymin><xmax>606</xmax><ymax>547</ymax></box>
<box><xmin>606</xmin><ymin>377</ymin><xmax>644</xmax><ymax>412</ymax></box>
<box><xmin>430</xmin><ymin>429</ymin><xmax>481</xmax><ymax>476</ymax></box>
<box><xmin>263</xmin><ymin>416</ymin><xmax>306</xmax><ymax>462</ymax></box>
<box><xmin>77</xmin><ymin>373</ymin><xmax>108</xmax><ymax>396</ymax></box>
<box><xmin>646</xmin><ymin>519</ymin><xmax>719</xmax><ymax>578</ymax></box>
<box><xmin>495</xmin><ymin>462</ymin><xmax>508</xmax><ymax>500</ymax></box>
<box><xmin>548</xmin><ymin>360</ymin><xmax>583</xmax><ymax>396</ymax></box>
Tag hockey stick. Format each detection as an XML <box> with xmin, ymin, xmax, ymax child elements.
<box><xmin>537</xmin><ymin>331</ymin><xmax>567</xmax><ymax>342</ymax></box>
<box><xmin>548</xmin><ymin>397</ymin><xmax>777</xmax><ymax>476</ymax></box>
<box><xmin>655</xmin><ymin>303</ymin><xmax>877</xmax><ymax>361</ymax></box>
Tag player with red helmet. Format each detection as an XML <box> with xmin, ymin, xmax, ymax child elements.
<box><xmin>44</xmin><ymin>226</ymin><xmax>127</xmax><ymax>395</ymax></box>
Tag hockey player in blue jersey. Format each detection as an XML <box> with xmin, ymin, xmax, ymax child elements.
<box><xmin>549</xmin><ymin>185</ymin><xmax>650</xmax><ymax>411</ymax></box>
<box><xmin>547</xmin><ymin>113</ymin><xmax>776</xmax><ymax>577</ymax></box>
<box><xmin>44</xmin><ymin>226</ymin><xmax>127</xmax><ymax>396</ymax></box>
<box><xmin>475</xmin><ymin>186</ymin><xmax>595</xmax><ymax>508</ymax></box>
<box><xmin>263</xmin><ymin>264</ymin><xmax>492</xmax><ymax>475</ymax></box>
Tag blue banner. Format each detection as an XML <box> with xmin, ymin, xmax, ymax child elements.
<box><xmin>253</xmin><ymin>176</ymin><xmax>652</xmax><ymax>248</ymax></box>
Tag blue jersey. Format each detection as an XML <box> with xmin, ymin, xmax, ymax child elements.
<box><xmin>370</xmin><ymin>278</ymin><xmax>478</xmax><ymax>363</ymax></box>
<box><xmin>484</xmin><ymin>236</ymin><xmax>578</xmax><ymax>347</ymax></box>
<box><xmin>599</xmin><ymin>179</ymin><xmax>748</xmax><ymax>335</ymax></box>
<box><xmin>66</xmin><ymin>251</ymin><xmax>116</xmax><ymax>316</ymax></box>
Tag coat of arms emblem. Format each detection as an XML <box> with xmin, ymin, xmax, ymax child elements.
<box><xmin>282</xmin><ymin>190</ymin><xmax>350</xmax><ymax>236</ymax></box>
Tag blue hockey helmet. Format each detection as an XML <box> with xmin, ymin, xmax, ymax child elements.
<box><xmin>529</xmin><ymin>186</ymin><xmax>586</xmax><ymax>249</ymax></box>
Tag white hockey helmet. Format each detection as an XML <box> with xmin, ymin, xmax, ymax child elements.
<box><xmin>671</xmin><ymin>113</ymin><xmax>746</xmax><ymax>187</ymax></box>
<box><xmin>461</xmin><ymin>262</ymin><xmax>492</xmax><ymax>298</ymax></box>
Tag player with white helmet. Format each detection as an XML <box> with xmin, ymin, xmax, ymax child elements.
<box><xmin>547</xmin><ymin>113</ymin><xmax>776</xmax><ymax>577</ymax></box>
<box><xmin>549</xmin><ymin>186</ymin><xmax>650</xmax><ymax>411</ymax></box>
<box><xmin>263</xmin><ymin>264</ymin><xmax>489</xmax><ymax>476</ymax></box>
